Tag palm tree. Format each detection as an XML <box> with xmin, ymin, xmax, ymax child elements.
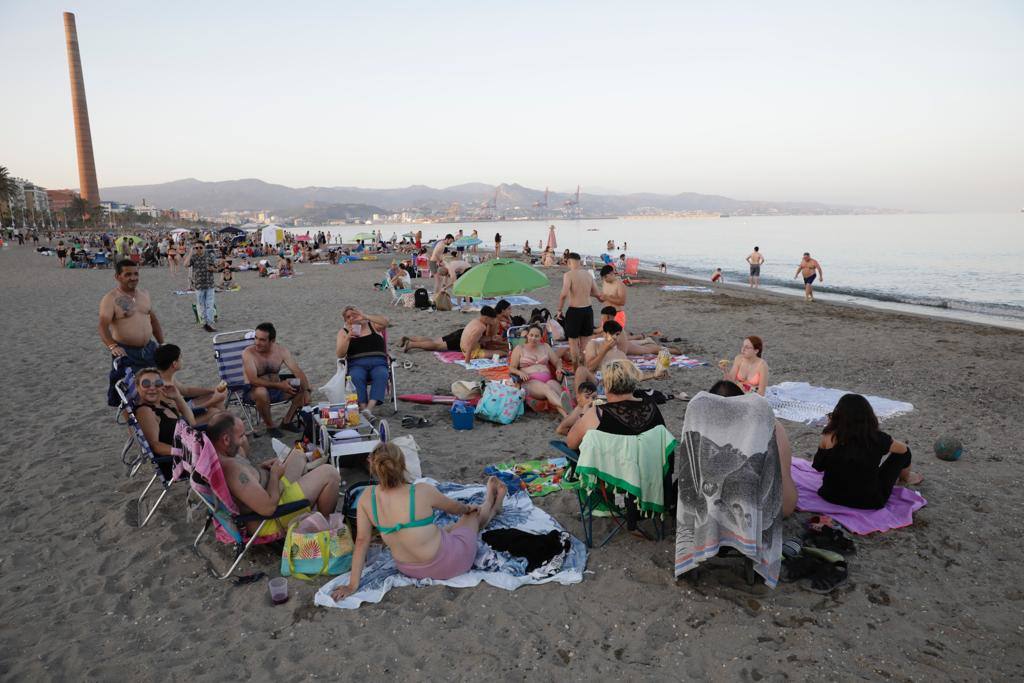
<box><xmin>0</xmin><ymin>166</ymin><xmax>18</xmax><ymax>227</ymax></box>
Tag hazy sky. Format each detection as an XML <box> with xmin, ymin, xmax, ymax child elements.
<box><xmin>1</xmin><ymin>1</ymin><xmax>1022</xmax><ymax>210</ymax></box>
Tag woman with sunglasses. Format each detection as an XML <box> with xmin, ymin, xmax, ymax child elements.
<box><xmin>134</xmin><ymin>367</ymin><xmax>198</xmax><ymax>474</ymax></box>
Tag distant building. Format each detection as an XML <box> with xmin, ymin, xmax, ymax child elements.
<box><xmin>46</xmin><ymin>189</ymin><xmax>79</xmax><ymax>212</ymax></box>
<box><xmin>100</xmin><ymin>200</ymin><xmax>128</xmax><ymax>214</ymax></box>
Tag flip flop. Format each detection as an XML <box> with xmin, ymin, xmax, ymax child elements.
<box><xmin>804</xmin><ymin>526</ymin><xmax>856</xmax><ymax>555</ymax></box>
<box><xmin>401</xmin><ymin>415</ymin><xmax>431</xmax><ymax>428</ymax></box>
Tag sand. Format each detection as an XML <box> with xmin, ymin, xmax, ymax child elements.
<box><xmin>1</xmin><ymin>244</ymin><xmax>1022</xmax><ymax>680</ymax></box>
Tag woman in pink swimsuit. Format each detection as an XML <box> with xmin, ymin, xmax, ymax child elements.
<box><xmin>508</xmin><ymin>324</ymin><xmax>572</xmax><ymax>418</ymax></box>
<box><xmin>331</xmin><ymin>444</ymin><xmax>507</xmax><ymax>600</ymax></box>
<box><xmin>722</xmin><ymin>335</ymin><xmax>769</xmax><ymax>395</ymax></box>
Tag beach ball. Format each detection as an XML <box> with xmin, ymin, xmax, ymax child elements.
<box><xmin>933</xmin><ymin>437</ymin><xmax>963</xmax><ymax>462</ymax></box>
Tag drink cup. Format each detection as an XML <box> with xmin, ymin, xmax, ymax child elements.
<box><xmin>269</xmin><ymin>577</ymin><xmax>289</xmax><ymax>604</ymax></box>
<box><xmin>289</xmin><ymin>378</ymin><xmax>301</xmax><ymax>389</ymax></box>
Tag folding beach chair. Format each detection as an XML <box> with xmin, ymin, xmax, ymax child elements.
<box><xmin>624</xmin><ymin>258</ymin><xmax>640</xmax><ymax>278</ymax></box>
<box><xmin>506</xmin><ymin>324</ymin><xmax>549</xmax><ymax>351</ymax></box>
<box><xmin>186</xmin><ymin>430</ymin><xmax>310</xmax><ymax>580</ymax></box>
<box><xmin>337</xmin><ymin>327</ymin><xmax>399</xmax><ymax>412</ymax></box>
<box><xmin>383</xmin><ymin>276</ymin><xmax>413</xmax><ymax>306</ymax></box>
<box><xmin>92</xmin><ymin>252</ymin><xmax>110</xmax><ymax>268</ymax></box>
<box><xmin>114</xmin><ymin>378</ymin><xmax>185</xmax><ymax>527</ymax></box>
<box><xmin>563</xmin><ymin>425</ymin><xmax>676</xmax><ymax>548</ymax></box>
<box><xmin>212</xmin><ymin>329</ymin><xmax>294</xmax><ymax>433</ymax></box>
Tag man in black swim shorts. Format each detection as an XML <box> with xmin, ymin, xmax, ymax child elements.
<box><xmin>558</xmin><ymin>252</ymin><xmax>604</xmax><ymax>369</ymax></box>
<box><xmin>795</xmin><ymin>252</ymin><xmax>823</xmax><ymax>301</ymax></box>
<box><xmin>401</xmin><ymin>328</ymin><xmax>464</xmax><ymax>353</ymax></box>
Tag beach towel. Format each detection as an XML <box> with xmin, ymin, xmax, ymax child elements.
<box><xmin>630</xmin><ymin>354</ymin><xmax>708</xmax><ymax>370</ymax></box>
<box><xmin>577</xmin><ymin>426</ymin><xmax>676</xmax><ymax>513</ymax></box>
<box><xmin>675</xmin><ymin>392</ymin><xmax>783</xmax><ymax>587</ymax></box>
<box><xmin>315</xmin><ymin>480</ymin><xmax>586</xmax><ymax>609</ymax></box>
<box><xmin>467</xmin><ymin>295</ymin><xmax>542</xmax><ymax>308</ymax></box>
<box><xmin>432</xmin><ymin>351</ymin><xmax>509</xmax><ymax>370</ymax></box>
<box><xmin>791</xmin><ymin>459</ymin><xmax>926</xmax><ymax>534</ymax></box>
<box><xmin>659</xmin><ymin>285</ymin><xmax>713</xmax><ymax>293</ymax></box>
<box><xmin>484</xmin><ymin>457</ymin><xmax>579</xmax><ymax>497</ymax></box>
<box><xmin>766</xmin><ymin>381</ymin><xmax>914</xmax><ymax>426</ymax></box>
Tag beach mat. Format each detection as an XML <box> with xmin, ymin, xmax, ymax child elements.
<box><xmin>484</xmin><ymin>457</ymin><xmax>578</xmax><ymax>497</ymax></box>
<box><xmin>791</xmin><ymin>459</ymin><xmax>927</xmax><ymax>534</ymax></box>
<box><xmin>630</xmin><ymin>354</ymin><xmax>708</xmax><ymax>370</ymax></box>
<box><xmin>767</xmin><ymin>382</ymin><xmax>913</xmax><ymax>426</ymax></box>
<box><xmin>315</xmin><ymin>480</ymin><xmax>586</xmax><ymax>609</ymax></box>
<box><xmin>659</xmin><ymin>285</ymin><xmax>713</xmax><ymax>293</ymax></box>
<box><xmin>433</xmin><ymin>351</ymin><xmax>509</xmax><ymax>370</ymax></box>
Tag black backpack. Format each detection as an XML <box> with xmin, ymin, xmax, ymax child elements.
<box><xmin>413</xmin><ymin>287</ymin><xmax>432</xmax><ymax>309</ymax></box>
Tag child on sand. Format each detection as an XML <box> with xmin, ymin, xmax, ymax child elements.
<box><xmin>711</xmin><ymin>268</ymin><xmax>723</xmax><ymax>283</ymax></box>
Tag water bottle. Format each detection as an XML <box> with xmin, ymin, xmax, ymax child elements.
<box><xmin>345</xmin><ymin>375</ymin><xmax>357</xmax><ymax>405</ymax></box>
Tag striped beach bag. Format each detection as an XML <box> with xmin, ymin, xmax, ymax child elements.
<box><xmin>280</xmin><ymin>513</ymin><xmax>354</xmax><ymax>579</ymax></box>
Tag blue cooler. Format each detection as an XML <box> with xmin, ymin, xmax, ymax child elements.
<box><xmin>451</xmin><ymin>400</ymin><xmax>475</xmax><ymax>430</ymax></box>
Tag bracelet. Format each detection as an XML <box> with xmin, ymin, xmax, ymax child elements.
<box><xmin>108</xmin><ymin>343</ymin><xmax>118</xmax><ymax>351</ymax></box>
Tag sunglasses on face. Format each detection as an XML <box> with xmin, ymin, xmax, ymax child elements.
<box><xmin>139</xmin><ymin>378</ymin><xmax>165</xmax><ymax>389</ymax></box>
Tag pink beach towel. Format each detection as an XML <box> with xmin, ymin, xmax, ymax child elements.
<box><xmin>791</xmin><ymin>459</ymin><xmax>926</xmax><ymax>535</ymax></box>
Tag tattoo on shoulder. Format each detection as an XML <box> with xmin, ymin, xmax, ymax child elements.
<box><xmin>238</xmin><ymin>472</ymin><xmax>249</xmax><ymax>485</ymax></box>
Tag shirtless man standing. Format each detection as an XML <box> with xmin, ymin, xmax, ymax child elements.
<box><xmin>600</xmin><ymin>264</ymin><xmax>627</xmax><ymax>328</ymax></box>
<box><xmin>208</xmin><ymin>414</ymin><xmax>339</xmax><ymax>535</ymax></box>
<box><xmin>99</xmin><ymin>259</ymin><xmax>165</xmax><ymax>406</ymax></box>
<box><xmin>558</xmin><ymin>253</ymin><xmax>603</xmax><ymax>370</ymax></box>
<box><xmin>794</xmin><ymin>252</ymin><xmax>824</xmax><ymax>301</ymax></box>
<box><xmin>746</xmin><ymin>246</ymin><xmax>765</xmax><ymax>288</ymax></box>
<box><xmin>430</xmin><ymin>234</ymin><xmax>454</xmax><ymax>295</ymax></box>
<box><xmin>241</xmin><ymin>322</ymin><xmax>310</xmax><ymax>437</ymax></box>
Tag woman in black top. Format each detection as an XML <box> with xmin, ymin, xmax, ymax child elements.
<box><xmin>813</xmin><ymin>394</ymin><xmax>923</xmax><ymax>509</ymax></box>
<box><xmin>134</xmin><ymin>368</ymin><xmax>196</xmax><ymax>477</ymax></box>
<box><xmin>566</xmin><ymin>359</ymin><xmax>664</xmax><ymax>446</ymax></box>
<box><xmin>336</xmin><ymin>306</ymin><xmax>391</xmax><ymax>410</ymax></box>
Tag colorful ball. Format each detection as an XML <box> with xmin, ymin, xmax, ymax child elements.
<box><xmin>933</xmin><ymin>437</ymin><xmax>963</xmax><ymax>461</ymax></box>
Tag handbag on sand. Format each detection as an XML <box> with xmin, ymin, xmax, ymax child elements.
<box><xmin>435</xmin><ymin>291</ymin><xmax>453</xmax><ymax>311</ymax></box>
<box><xmin>475</xmin><ymin>381</ymin><xmax>525</xmax><ymax>425</ymax></box>
<box><xmin>280</xmin><ymin>512</ymin><xmax>354</xmax><ymax>579</ymax></box>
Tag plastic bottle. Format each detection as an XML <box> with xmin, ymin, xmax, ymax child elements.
<box><xmin>657</xmin><ymin>347</ymin><xmax>671</xmax><ymax>372</ymax></box>
<box><xmin>345</xmin><ymin>375</ymin><xmax>357</xmax><ymax>405</ymax></box>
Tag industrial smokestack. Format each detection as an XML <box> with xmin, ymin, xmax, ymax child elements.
<box><xmin>63</xmin><ymin>12</ymin><xmax>100</xmax><ymax>204</ymax></box>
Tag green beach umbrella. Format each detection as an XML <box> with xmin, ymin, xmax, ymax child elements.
<box><xmin>452</xmin><ymin>236</ymin><xmax>482</xmax><ymax>248</ymax></box>
<box><xmin>451</xmin><ymin>258</ymin><xmax>549</xmax><ymax>297</ymax></box>
<box><xmin>352</xmin><ymin>232</ymin><xmax>377</xmax><ymax>241</ymax></box>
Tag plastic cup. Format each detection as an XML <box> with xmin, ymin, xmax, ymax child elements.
<box><xmin>289</xmin><ymin>378</ymin><xmax>301</xmax><ymax>389</ymax></box>
<box><xmin>269</xmin><ymin>577</ymin><xmax>289</xmax><ymax>604</ymax></box>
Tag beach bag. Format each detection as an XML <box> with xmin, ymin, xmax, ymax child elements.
<box><xmin>475</xmin><ymin>381</ymin><xmax>525</xmax><ymax>425</ymax></box>
<box><xmin>451</xmin><ymin>379</ymin><xmax>484</xmax><ymax>400</ymax></box>
<box><xmin>413</xmin><ymin>288</ymin><xmax>431</xmax><ymax>309</ymax></box>
<box><xmin>389</xmin><ymin>434</ymin><xmax>423</xmax><ymax>481</ymax></box>
<box><xmin>281</xmin><ymin>512</ymin><xmax>354</xmax><ymax>579</ymax></box>
<box><xmin>435</xmin><ymin>291</ymin><xmax>453</xmax><ymax>311</ymax></box>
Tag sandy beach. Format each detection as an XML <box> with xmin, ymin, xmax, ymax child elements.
<box><xmin>1</xmin><ymin>246</ymin><xmax>1022</xmax><ymax>680</ymax></box>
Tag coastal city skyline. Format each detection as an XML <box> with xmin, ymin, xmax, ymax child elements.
<box><xmin>1</xmin><ymin>2</ymin><xmax>1022</xmax><ymax>212</ymax></box>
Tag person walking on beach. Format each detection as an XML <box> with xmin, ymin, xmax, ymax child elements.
<box><xmin>185</xmin><ymin>242</ymin><xmax>219</xmax><ymax>332</ymax></box>
<box><xmin>746</xmin><ymin>246</ymin><xmax>765</xmax><ymax>288</ymax></box>
<box><xmin>558</xmin><ymin>252</ymin><xmax>604</xmax><ymax>370</ymax></box>
<box><xmin>794</xmin><ymin>252</ymin><xmax>824</xmax><ymax>301</ymax></box>
<box><xmin>430</xmin><ymin>234</ymin><xmax>454</xmax><ymax>295</ymax></box>
<box><xmin>99</xmin><ymin>259</ymin><xmax>165</xmax><ymax>406</ymax></box>
<box><xmin>494</xmin><ymin>232</ymin><xmax>502</xmax><ymax>258</ymax></box>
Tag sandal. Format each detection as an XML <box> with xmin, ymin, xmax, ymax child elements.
<box><xmin>803</xmin><ymin>526</ymin><xmax>856</xmax><ymax>555</ymax></box>
<box><xmin>802</xmin><ymin>561</ymin><xmax>849</xmax><ymax>594</ymax></box>
<box><xmin>780</xmin><ymin>555</ymin><xmax>822</xmax><ymax>583</ymax></box>
<box><xmin>401</xmin><ymin>415</ymin><xmax>431</xmax><ymax>428</ymax></box>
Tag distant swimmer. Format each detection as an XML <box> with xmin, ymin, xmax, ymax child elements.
<box><xmin>746</xmin><ymin>246</ymin><xmax>765</xmax><ymax>288</ymax></box>
<box><xmin>794</xmin><ymin>252</ymin><xmax>824</xmax><ymax>301</ymax></box>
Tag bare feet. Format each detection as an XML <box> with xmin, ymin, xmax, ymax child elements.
<box><xmin>902</xmin><ymin>471</ymin><xmax>924</xmax><ymax>486</ymax></box>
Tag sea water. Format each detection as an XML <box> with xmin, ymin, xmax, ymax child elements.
<box><xmin>291</xmin><ymin>213</ymin><xmax>1024</xmax><ymax>330</ymax></box>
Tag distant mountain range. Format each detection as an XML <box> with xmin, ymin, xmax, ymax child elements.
<box><xmin>99</xmin><ymin>177</ymin><xmax>896</xmax><ymax>217</ymax></box>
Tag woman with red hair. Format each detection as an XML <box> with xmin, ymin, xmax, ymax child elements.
<box><xmin>721</xmin><ymin>335</ymin><xmax>769</xmax><ymax>395</ymax></box>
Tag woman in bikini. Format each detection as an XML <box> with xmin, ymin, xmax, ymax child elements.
<box><xmin>508</xmin><ymin>324</ymin><xmax>572</xmax><ymax>418</ymax></box>
<box><xmin>331</xmin><ymin>443</ymin><xmax>507</xmax><ymax>599</ymax></box>
<box><xmin>722</xmin><ymin>335</ymin><xmax>769</xmax><ymax>396</ymax></box>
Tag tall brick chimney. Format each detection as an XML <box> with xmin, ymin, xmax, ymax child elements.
<box><xmin>63</xmin><ymin>12</ymin><xmax>100</xmax><ymax>204</ymax></box>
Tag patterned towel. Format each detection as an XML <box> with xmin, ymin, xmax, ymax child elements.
<box><xmin>791</xmin><ymin>459</ymin><xmax>927</xmax><ymax>534</ymax></box>
<box><xmin>767</xmin><ymin>382</ymin><xmax>913</xmax><ymax>426</ymax></box>
<box><xmin>631</xmin><ymin>354</ymin><xmax>708</xmax><ymax>370</ymax></box>
<box><xmin>433</xmin><ymin>351</ymin><xmax>509</xmax><ymax>370</ymax></box>
<box><xmin>484</xmin><ymin>457</ymin><xmax>579</xmax><ymax>497</ymax></box>
<box><xmin>315</xmin><ymin>480</ymin><xmax>586</xmax><ymax>609</ymax></box>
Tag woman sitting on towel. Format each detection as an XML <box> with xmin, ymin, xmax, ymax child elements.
<box><xmin>331</xmin><ymin>444</ymin><xmax>507</xmax><ymax>599</ymax></box>
<box><xmin>566</xmin><ymin>359</ymin><xmax>665</xmax><ymax>449</ymax></box>
<box><xmin>813</xmin><ymin>394</ymin><xmax>923</xmax><ymax>509</ymax></box>
<box><xmin>509</xmin><ymin>324</ymin><xmax>572</xmax><ymax>419</ymax></box>
<box><xmin>709</xmin><ymin>380</ymin><xmax>797</xmax><ymax>517</ymax></box>
<box><xmin>134</xmin><ymin>367</ymin><xmax>197</xmax><ymax>476</ymax></box>
<box><xmin>336</xmin><ymin>306</ymin><xmax>391</xmax><ymax>411</ymax></box>
<box><xmin>721</xmin><ymin>335</ymin><xmax>769</xmax><ymax>395</ymax></box>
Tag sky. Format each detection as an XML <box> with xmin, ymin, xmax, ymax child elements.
<box><xmin>1</xmin><ymin>1</ymin><xmax>1022</xmax><ymax>211</ymax></box>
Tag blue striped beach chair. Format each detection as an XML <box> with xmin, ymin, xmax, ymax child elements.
<box><xmin>212</xmin><ymin>329</ymin><xmax>293</xmax><ymax>433</ymax></box>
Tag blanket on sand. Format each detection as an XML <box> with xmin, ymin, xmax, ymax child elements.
<box><xmin>791</xmin><ymin>459</ymin><xmax>927</xmax><ymax>534</ymax></box>
<box><xmin>766</xmin><ymin>381</ymin><xmax>913</xmax><ymax>426</ymax></box>
<box><xmin>659</xmin><ymin>285</ymin><xmax>713</xmax><ymax>293</ymax></box>
<box><xmin>484</xmin><ymin>457</ymin><xmax>579</xmax><ymax>497</ymax></box>
<box><xmin>315</xmin><ymin>480</ymin><xmax>586</xmax><ymax>609</ymax></box>
<box><xmin>433</xmin><ymin>351</ymin><xmax>509</xmax><ymax>370</ymax></box>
